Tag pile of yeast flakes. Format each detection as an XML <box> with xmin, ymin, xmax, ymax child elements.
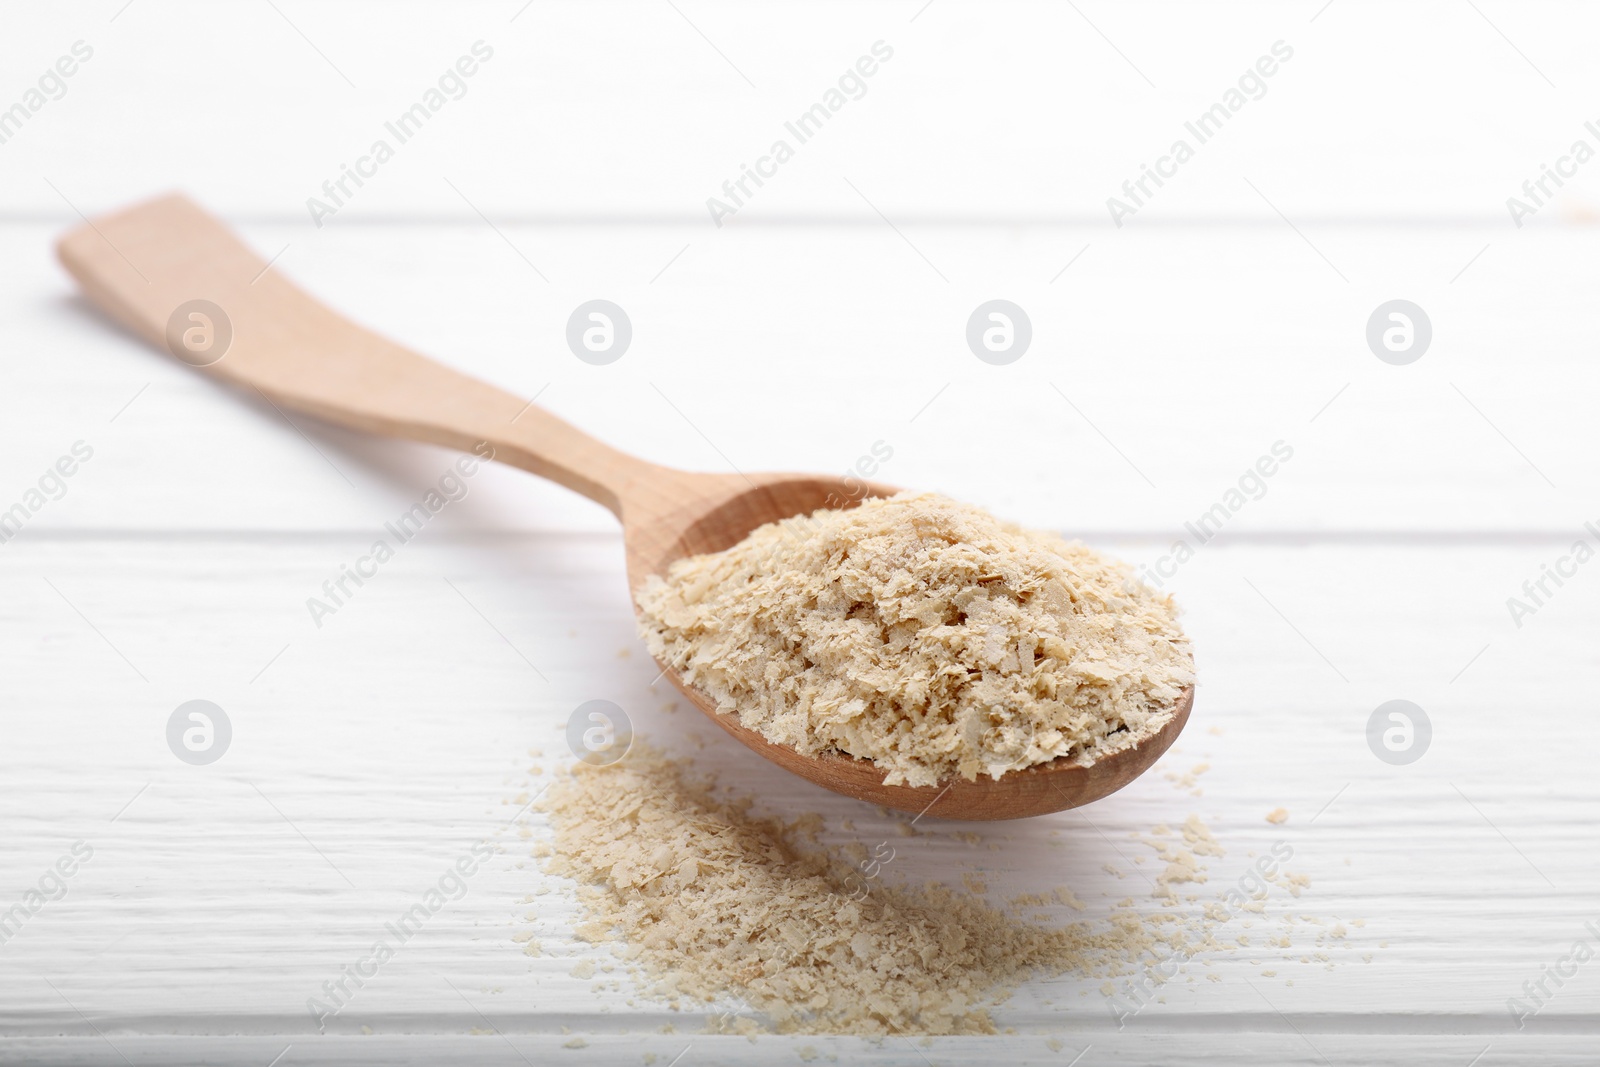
<box><xmin>532</xmin><ymin>749</ymin><xmax>1359</xmax><ymax>1037</ymax></box>
<box><xmin>636</xmin><ymin>492</ymin><xmax>1195</xmax><ymax>787</ymax></box>
<box><xmin>538</xmin><ymin>750</ymin><xmax>1134</xmax><ymax>1036</ymax></box>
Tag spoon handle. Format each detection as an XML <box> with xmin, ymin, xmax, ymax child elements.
<box><xmin>57</xmin><ymin>193</ymin><xmax>654</xmax><ymax>516</ymax></box>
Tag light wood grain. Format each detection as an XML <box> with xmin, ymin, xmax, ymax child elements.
<box><xmin>7</xmin><ymin>221</ymin><xmax>1598</xmax><ymax>538</ymax></box>
<box><xmin>56</xmin><ymin>194</ymin><xmax>1195</xmax><ymax>818</ymax></box>
<box><xmin>6</xmin><ymin>0</ymin><xmax>1600</xmax><ymax>1054</ymax></box>
<box><xmin>1</xmin><ymin>537</ymin><xmax>1596</xmax><ymax>1051</ymax></box>
<box><xmin>4</xmin><ymin>1</ymin><xmax>1600</xmax><ymax>222</ymax></box>
<box><xmin>5</xmin><ymin>1035</ymin><xmax>1600</xmax><ymax>1067</ymax></box>
<box><xmin>9</xmin><ymin>210</ymin><xmax>1599</xmax><ymax>1059</ymax></box>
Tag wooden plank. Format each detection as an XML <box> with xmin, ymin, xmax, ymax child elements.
<box><xmin>2</xmin><ymin>221</ymin><xmax>1597</xmax><ymax>534</ymax></box>
<box><xmin>1</xmin><ymin>2</ymin><xmax>1598</xmax><ymax>221</ymax></box>
<box><xmin>3</xmin><ymin>1034</ymin><xmax>1596</xmax><ymax>1067</ymax></box>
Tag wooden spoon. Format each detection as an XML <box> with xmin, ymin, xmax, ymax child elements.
<box><xmin>57</xmin><ymin>193</ymin><xmax>1193</xmax><ymax>821</ymax></box>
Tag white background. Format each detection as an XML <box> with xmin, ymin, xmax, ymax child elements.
<box><xmin>2</xmin><ymin>1</ymin><xmax>1598</xmax><ymax>1064</ymax></box>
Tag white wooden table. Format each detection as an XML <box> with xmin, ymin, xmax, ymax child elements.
<box><xmin>3</xmin><ymin>2</ymin><xmax>1599</xmax><ymax>1063</ymax></box>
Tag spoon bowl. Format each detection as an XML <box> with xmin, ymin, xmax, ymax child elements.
<box><xmin>58</xmin><ymin>193</ymin><xmax>1193</xmax><ymax>821</ymax></box>
<box><xmin>622</xmin><ymin>472</ymin><xmax>1195</xmax><ymax>820</ymax></box>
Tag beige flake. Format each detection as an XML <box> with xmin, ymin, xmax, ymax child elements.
<box><xmin>540</xmin><ymin>750</ymin><xmax>1170</xmax><ymax>1035</ymax></box>
<box><xmin>636</xmin><ymin>493</ymin><xmax>1193</xmax><ymax>787</ymax></box>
